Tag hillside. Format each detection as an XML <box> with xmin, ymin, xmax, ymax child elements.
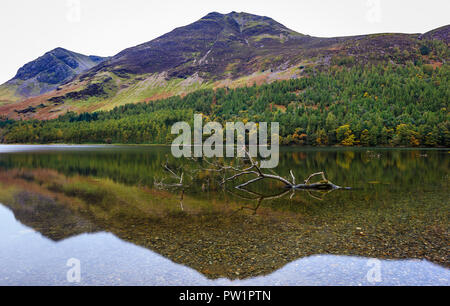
<box><xmin>1</xmin><ymin>62</ymin><xmax>448</xmax><ymax>147</ymax></box>
<box><xmin>0</xmin><ymin>12</ymin><xmax>448</xmax><ymax>120</ymax></box>
<box><xmin>0</xmin><ymin>48</ymin><xmax>107</xmax><ymax>106</ymax></box>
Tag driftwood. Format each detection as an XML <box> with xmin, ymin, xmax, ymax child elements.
<box><xmin>154</xmin><ymin>160</ymin><xmax>185</xmax><ymax>189</ymax></box>
<box><xmin>155</xmin><ymin>147</ymin><xmax>351</xmax><ymax>195</ymax></box>
<box><xmin>220</xmin><ymin>147</ymin><xmax>351</xmax><ymax>191</ymax></box>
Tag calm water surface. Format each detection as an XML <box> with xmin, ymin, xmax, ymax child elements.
<box><xmin>0</xmin><ymin>145</ymin><xmax>448</xmax><ymax>285</ymax></box>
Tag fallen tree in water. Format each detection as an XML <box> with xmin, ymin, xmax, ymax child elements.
<box><xmin>155</xmin><ymin>147</ymin><xmax>351</xmax><ymax>196</ymax></box>
<box><xmin>222</xmin><ymin>148</ymin><xmax>351</xmax><ymax>191</ymax></box>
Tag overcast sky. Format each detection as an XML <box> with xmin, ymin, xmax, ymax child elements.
<box><xmin>0</xmin><ymin>0</ymin><xmax>448</xmax><ymax>84</ymax></box>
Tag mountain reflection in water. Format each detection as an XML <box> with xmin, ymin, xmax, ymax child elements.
<box><xmin>0</xmin><ymin>146</ymin><xmax>448</xmax><ymax>285</ymax></box>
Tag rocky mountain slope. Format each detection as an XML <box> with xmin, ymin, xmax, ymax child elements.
<box><xmin>0</xmin><ymin>12</ymin><xmax>448</xmax><ymax>120</ymax></box>
<box><xmin>0</xmin><ymin>48</ymin><xmax>107</xmax><ymax>105</ymax></box>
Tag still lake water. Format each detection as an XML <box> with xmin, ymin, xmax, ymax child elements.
<box><xmin>0</xmin><ymin>145</ymin><xmax>448</xmax><ymax>286</ymax></box>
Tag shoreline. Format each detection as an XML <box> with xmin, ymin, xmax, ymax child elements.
<box><xmin>0</xmin><ymin>143</ymin><xmax>448</xmax><ymax>150</ymax></box>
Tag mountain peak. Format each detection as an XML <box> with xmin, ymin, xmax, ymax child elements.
<box><xmin>0</xmin><ymin>48</ymin><xmax>107</xmax><ymax>103</ymax></box>
<box><xmin>201</xmin><ymin>11</ymin><xmax>224</xmax><ymax>19</ymax></box>
<box><xmin>96</xmin><ymin>11</ymin><xmax>303</xmax><ymax>78</ymax></box>
<box><xmin>12</xmin><ymin>48</ymin><xmax>105</xmax><ymax>83</ymax></box>
<box><xmin>200</xmin><ymin>11</ymin><xmax>292</xmax><ymax>31</ymax></box>
<box><xmin>48</xmin><ymin>47</ymin><xmax>69</xmax><ymax>53</ymax></box>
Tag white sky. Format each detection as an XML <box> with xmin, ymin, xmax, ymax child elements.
<box><xmin>0</xmin><ymin>0</ymin><xmax>449</xmax><ymax>84</ymax></box>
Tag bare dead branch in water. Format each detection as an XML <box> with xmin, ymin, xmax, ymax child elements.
<box><xmin>154</xmin><ymin>147</ymin><xmax>351</xmax><ymax>194</ymax></box>
<box><xmin>154</xmin><ymin>159</ymin><xmax>185</xmax><ymax>189</ymax></box>
<box><xmin>222</xmin><ymin>147</ymin><xmax>351</xmax><ymax>191</ymax></box>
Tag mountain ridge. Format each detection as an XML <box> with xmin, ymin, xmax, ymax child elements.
<box><xmin>88</xmin><ymin>11</ymin><xmax>307</xmax><ymax>78</ymax></box>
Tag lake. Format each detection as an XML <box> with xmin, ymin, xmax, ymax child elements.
<box><xmin>0</xmin><ymin>145</ymin><xmax>448</xmax><ymax>285</ymax></box>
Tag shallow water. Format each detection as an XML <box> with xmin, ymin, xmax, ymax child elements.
<box><xmin>0</xmin><ymin>145</ymin><xmax>448</xmax><ymax>285</ymax></box>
